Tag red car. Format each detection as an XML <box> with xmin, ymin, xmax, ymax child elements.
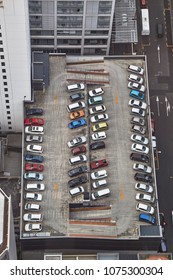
<box><xmin>90</xmin><ymin>159</ymin><xmax>108</xmax><ymax>170</ymax></box>
<box><xmin>71</xmin><ymin>145</ymin><xmax>86</xmax><ymax>155</ymax></box>
<box><xmin>25</xmin><ymin>163</ymin><xmax>44</xmax><ymax>172</ymax></box>
<box><xmin>24</xmin><ymin>118</ymin><xmax>44</xmax><ymax>126</ymax></box>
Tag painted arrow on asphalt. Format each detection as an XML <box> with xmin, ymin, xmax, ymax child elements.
<box><xmin>156</xmin><ymin>96</ymin><xmax>160</xmax><ymax>117</ymax></box>
<box><xmin>165</xmin><ymin>97</ymin><xmax>170</xmax><ymax>117</ymax></box>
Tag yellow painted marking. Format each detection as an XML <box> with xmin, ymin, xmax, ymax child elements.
<box><xmin>115</xmin><ymin>95</ymin><xmax>118</xmax><ymax>104</ymax></box>
<box><xmin>54</xmin><ymin>96</ymin><xmax>58</xmax><ymax>104</ymax></box>
<box><xmin>54</xmin><ymin>183</ymin><xmax>59</xmax><ymax>191</ymax></box>
<box><xmin>119</xmin><ymin>191</ymin><xmax>125</xmax><ymax>200</ymax></box>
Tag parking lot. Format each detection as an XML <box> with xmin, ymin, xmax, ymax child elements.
<box><xmin>21</xmin><ymin>55</ymin><xmax>158</xmax><ymax>239</ymax></box>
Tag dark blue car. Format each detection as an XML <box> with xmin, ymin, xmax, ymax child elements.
<box><xmin>68</xmin><ymin>118</ymin><xmax>86</xmax><ymax>129</ymax></box>
<box><xmin>25</xmin><ymin>154</ymin><xmax>44</xmax><ymax>163</ymax></box>
<box><xmin>26</xmin><ymin>108</ymin><xmax>43</xmax><ymax>116</ymax></box>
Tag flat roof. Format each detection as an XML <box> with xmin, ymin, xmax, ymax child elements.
<box><xmin>21</xmin><ymin>55</ymin><xmax>159</xmax><ymax>239</ymax></box>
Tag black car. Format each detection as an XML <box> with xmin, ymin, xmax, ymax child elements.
<box><xmin>25</xmin><ymin>154</ymin><xmax>44</xmax><ymax>163</ymax></box>
<box><xmin>70</xmin><ymin>93</ymin><xmax>85</xmax><ymax>102</ymax></box>
<box><xmin>90</xmin><ymin>141</ymin><xmax>105</xmax><ymax>150</ymax></box>
<box><xmin>130</xmin><ymin>153</ymin><xmax>149</xmax><ymax>163</ymax></box>
<box><xmin>68</xmin><ymin>175</ymin><xmax>87</xmax><ymax>188</ymax></box>
<box><xmin>26</xmin><ymin>108</ymin><xmax>43</xmax><ymax>116</ymax></box>
<box><xmin>68</xmin><ymin>165</ymin><xmax>87</xmax><ymax>177</ymax></box>
<box><xmin>134</xmin><ymin>173</ymin><xmax>152</xmax><ymax>183</ymax></box>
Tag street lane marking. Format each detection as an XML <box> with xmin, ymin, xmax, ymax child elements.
<box><xmin>115</xmin><ymin>95</ymin><xmax>118</xmax><ymax>104</ymax></box>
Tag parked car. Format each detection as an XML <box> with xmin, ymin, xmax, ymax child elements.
<box><xmin>130</xmin><ymin>89</ymin><xmax>145</xmax><ymax>100</ymax></box>
<box><xmin>88</xmin><ymin>96</ymin><xmax>103</xmax><ymax>106</ymax></box>
<box><xmin>24</xmin><ymin>118</ymin><xmax>44</xmax><ymax>126</ymax></box>
<box><xmin>25</xmin><ymin>163</ymin><xmax>44</xmax><ymax>172</ymax></box>
<box><xmin>128</xmin><ymin>82</ymin><xmax>145</xmax><ymax>92</ymax></box>
<box><xmin>152</xmin><ymin>136</ymin><xmax>157</xmax><ymax>149</ymax></box>
<box><xmin>90</xmin><ymin>113</ymin><xmax>108</xmax><ymax>123</ymax></box>
<box><xmin>89</xmin><ymin>105</ymin><xmax>106</xmax><ymax>115</ymax></box>
<box><xmin>26</xmin><ymin>144</ymin><xmax>43</xmax><ymax>153</ymax></box>
<box><xmin>91</xmin><ymin>188</ymin><xmax>110</xmax><ymax>200</ymax></box>
<box><xmin>129</xmin><ymin>99</ymin><xmax>147</xmax><ymax>110</ymax></box>
<box><xmin>90</xmin><ymin>159</ymin><xmax>108</xmax><ymax>170</ymax></box>
<box><xmin>128</xmin><ymin>74</ymin><xmax>144</xmax><ymax>84</ymax></box>
<box><xmin>131</xmin><ymin>125</ymin><xmax>146</xmax><ymax>134</ymax></box>
<box><xmin>92</xmin><ymin>179</ymin><xmax>107</xmax><ymax>189</ymax></box>
<box><xmin>131</xmin><ymin>134</ymin><xmax>149</xmax><ymax>145</ymax></box>
<box><xmin>23</xmin><ymin>213</ymin><xmax>43</xmax><ymax>222</ymax></box>
<box><xmin>89</xmin><ymin>87</ymin><xmax>104</xmax><ymax>97</ymax></box>
<box><xmin>128</xmin><ymin>64</ymin><xmax>144</xmax><ymax>75</ymax></box>
<box><xmin>67</xmin><ymin>136</ymin><xmax>86</xmax><ymax>148</ymax></box>
<box><xmin>136</xmin><ymin>193</ymin><xmax>155</xmax><ymax>203</ymax></box>
<box><xmin>133</xmin><ymin>163</ymin><xmax>152</xmax><ymax>173</ymax></box>
<box><xmin>25</xmin><ymin>183</ymin><xmax>45</xmax><ymax>191</ymax></box>
<box><xmin>24</xmin><ymin>192</ymin><xmax>43</xmax><ymax>201</ymax></box>
<box><xmin>130</xmin><ymin>153</ymin><xmax>149</xmax><ymax>163</ymax></box>
<box><xmin>69</xmin><ymin>155</ymin><xmax>87</xmax><ymax>165</ymax></box>
<box><xmin>69</xmin><ymin>186</ymin><xmax>85</xmax><ymax>197</ymax></box>
<box><xmin>91</xmin><ymin>169</ymin><xmax>107</xmax><ymax>180</ymax></box>
<box><xmin>25</xmin><ymin>154</ymin><xmax>44</xmax><ymax>163</ymax></box>
<box><xmin>134</xmin><ymin>173</ymin><xmax>152</xmax><ymax>183</ymax></box>
<box><xmin>25</xmin><ymin>135</ymin><xmax>43</xmax><ymax>143</ymax></box>
<box><xmin>68</xmin><ymin>175</ymin><xmax>87</xmax><ymax>188</ymax></box>
<box><xmin>131</xmin><ymin>143</ymin><xmax>149</xmax><ymax>154</ymax></box>
<box><xmin>136</xmin><ymin>203</ymin><xmax>154</xmax><ymax>214</ymax></box>
<box><xmin>69</xmin><ymin>110</ymin><xmax>85</xmax><ymax>120</ymax></box>
<box><xmin>25</xmin><ymin>126</ymin><xmax>44</xmax><ymax>135</ymax></box>
<box><xmin>67</xmin><ymin>101</ymin><xmax>85</xmax><ymax>112</ymax></box>
<box><xmin>139</xmin><ymin>213</ymin><xmax>156</xmax><ymax>225</ymax></box>
<box><xmin>26</xmin><ymin>108</ymin><xmax>43</xmax><ymax>116</ymax></box>
<box><xmin>159</xmin><ymin>238</ymin><xmax>167</xmax><ymax>253</ymax></box>
<box><xmin>24</xmin><ymin>203</ymin><xmax>41</xmax><ymax>211</ymax></box>
<box><xmin>68</xmin><ymin>165</ymin><xmax>87</xmax><ymax>177</ymax></box>
<box><xmin>92</xmin><ymin>122</ymin><xmax>108</xmax><ymax>132</ymax></box>
<box><xmin>91</xmin><ymin>131</ymin><xmax>106</xmax><ymax>141</ymax></box>
<box><xmin>71</xmin><ymin>145</ymin><xmax>86</xmax><ymax>155</ymax></box>
<box><xmin>90</xmin><ymin>141</ymin><xmax>105</xmax><ymax>150</ymax></box>
<box><xmin>25</xmin><ymin>223</ymin><xmax>42</xmax><ymax>232</ymax></box>
<box><xmin>135</xmin><ymin>183</ymin><xmax>154</xmax><ymax>193</ymax></box>
<box><xmin>131</xmin><ymin>107</ymin><xmax>146</xmax><ymax>117</ymax></box>
<box><xmin>68</xmin><ymin>118</ymin><xmax>86</xmax><ymax>129</ymax></box>
<box><xmin>69</xmin><ymin>93</ymin><xmax>84</xmax><ymax>102</ymax></box>
<box><xmin>24</xmin><ymin>172</ymin><xmax>43</xmax><ymax>181</ymax></box>
<box><xmin>131</xmin><ymin>117</ymin><xmax>145</xmax><ymax>126</ymax></box>
<box><xmin>67</xmin><ymin>83</ymin><xmax>85</xmax><ymax>91</ymax></box>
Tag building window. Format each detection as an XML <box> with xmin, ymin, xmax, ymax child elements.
<box><xmin>0</xmin><ymin>48</ymin><xmax>4</xmax><ymax>52</ymax></box>
<box><xmin>2</xmin><ymin>68</ymin><xmax>6</xmax><ymax>73</ymax></box>
<box><xmin>6</xmin><ymin>106</ymin><xmax>10</xmax><ymax>109</ymax></box>
<box><xmin>5</xmin><ymin>94</ymin><xmax>9</xmax><ymax>98</ymax></box>
<box><xmin>0</xmin><ymin>40</ymin><xmax>2</xmax><ymax>44</ymax></box>
<box><xmin>4</xmin><ymin>88</ymin><xmax>8</xmax><ymax>92</ymax></box>
<box><xmin>7</xmin><ymin>116</ymin><xmax>11</xmax><ymax>120</ymax></box>
<box><xmin>8</xmin><ymin>121</ymin><xmax>11</xmax><ymax>125</ymax></box>
<box><xmin>0</xmin><ymin>33</ymin><xmax>2</xmax><ymax>37</ymax></box>
<box><xmin>3</xmin><ymin>75</ymin><xmax>7</xmax><ymax>79</ymax></box>
<box><xmin>7</xmin><ymin>111</ymin><xmax>11</xmax><ymax>115</ymax></box>
<box><xmin>1</xmin><ymin>62</ymin><xmax>5</xmax><ymax>66</ymax></box>
<box><xmin>5</xmin><ymin>100</ymin><xmax>9</xmax><ymax>103</ymax></box>
<box><xmin>0</xmin><ymin>55</ymin><xmax>4</xmax><ymax>59</ymax></box>
<box><xmin>3</xmin><ymin>82</ymin><xmax>7</xmax><ymax>86</ymax></box>
<box><xmin>8</xmin><ymin>127</ymin><xmax>12</xmax><ymax>130</ymax></box>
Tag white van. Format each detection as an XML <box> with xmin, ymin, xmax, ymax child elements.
<box><xmin>25</xmin><ymin>183</ymin><xmax>45</xmax><ymax>191</ymax></box>
<box><xmin>91</xmin><ymin>188</ymin><xmax>110</xmax><ymax>200</ymax></box>
<box><xmin>67</xmin><ymin>101</ymin><xmax>85</xmax><ymax>112</ymax></box>
<box><xmin>67</xmin><ymin>83</ymin><xmax>85</xmax><ymax>92</ymax></box>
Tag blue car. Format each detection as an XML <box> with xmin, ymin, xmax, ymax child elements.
<box><xmin>130</xmin><ymin>89</ymin><xmax>144</xmax><ymax>100</ymax></box>
<box><xmin>68</xmin><ymin>118</ymin><xmax>86</xmax><ymax>129</ymax></box>
<box><xmin>25</xmin><ymin>154</ymin><xmax>44</xmax><ymax>163</ymax></box>
<box><xmin>139</xmin><ymin>213</ymin><xmax>156</xmax><ymax>225</ymax></box>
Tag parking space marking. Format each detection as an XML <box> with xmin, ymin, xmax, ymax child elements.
<box><xmin>115</xmin><ymin>95</ymin><xmax>119</xmax><ymax>104</ymax></box>
<box><xmin>119</xmin><ymin>190</ymin><xmax>125</xmax><ymax>200</ymax></box>
<box><xmin>54</xmin><ymin>182</ymin><xmax>59</xmax><ymax>191</ymax></box>
<box><xmin>54</xmin><ymin>96</ymin><xmax>58</xmax><ymax>104</ymax></box>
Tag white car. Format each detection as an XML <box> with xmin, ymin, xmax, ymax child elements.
<box><xmin>136</xmin><ymin>203</ymin><xmax>154</xmax><ymax>214</ymax></box>
<box><xmin>131</xmin><ymin>134</ymin><xmax>149</xmax><ymax>145</ymax></box>
<box><xmin>92</xmin><ymin>179</ymin><xmax>107</xmax><ymax>189</ymax></box>
<box><xmin>131</xmin><ymin>125</ymin><xmax>146</xmax><ymax>135</ymax></box>
<box><xmin>128</xmin><ymin>74</ymin><xmax>144</xmax><ymax>84</ymax></box>
<box><xmin>133</xmin><ymin>163</ymin><xmax>152</xmax><ymax>173</ymax></box>
<box><xmin>25</xmin><ymin>135</ymin><xmax>43</xmax><ymax>143</ymax></box>
<box><xmin>26</xmin><ymin>144</ymin><xmax>43</xmax><ymax>153</ymax></box>
<box><xmin>91</xmin><ymin>169</ymin><xmax>107</xmax><ymax>180</ymax></box>
<box><xmin>129</xmin><ymin>99</ymin><xmax>147</xmax><ymax>110</ymax></box>
<box><xmin>90</xmin><ymin>113</ymin><xmax>108</xmax><ymax>123</ymax></box>
<box><xmin>25</xmin><ymin>126</ymin><xmax>44</xmax><ymax>135</ymax></box>
<box><xmin>91</xmin><ymin>131</ymin><xmax>107</xmax><ymax>141</ymax></box>
<box><xmin>136</xmin><ymin>193</ymin><xmax>155</xmax><ymax>203</ymax></box>
<box><xmin>135</xmin><ymin>183</ymin><xmax>154</xmax><ymax>193</ymax></box>
<box><xmin>25</xmin><ymin>223</ymin><xmax>42</xmax><ymax>232</ymax></box>
<box><xmin>89</xmin><ymin>105</ymin><xmax>106</xmax><ymax>115</ymax></box>
<box><xmin>128</xmin><ymin>64</ymin><xmax>144</xmax><ymax>75</ymax></box>
<box><xmin>128</xmin><ymin>82</ymin><xmax>145</xmax><ymax>92</ymax></box>
<box><xmin>69</xmin><ymin>186</ymin><xmax>84</xmax><ymax>197</ymax></box>
<box><xmin>152</xmin><ymin>136</ymin><xmax>156</xmax><ymax>149</ymax></box>
<box><xmin>131</xmin><ymin>143</ymin><xmax>149</xmax><ymax>154</ymax></box>
<box><xmin>67</xmin><ymin>136</ymin><xmax>86</xmax><ymax>148</ymax></box>
<box><xmin>23</xmin><ymin>213</ymin><xmax>43</xmax><ymax>222</ymax></box>
<box><xmin>89</xmin><ymin>88</ymin><xmax>104</xmax><ymax>97</ymax></box>
<box><xmin>131</xmin><ymin>117</ymin><xmax>145</xmax><ymax>126</ymax></box>
<box><xmin>69</xmin><ymin>155</ymin><xmax>87</xmax><ymax>165</ymax></box>
<box><xmin>131</xmin><ymin>107</ymin><xmax>146</xmax><ymax>117</ymax></box>
<box><xmin>24</xmin><ymin>193</ymin><xmax>43</xmax><ymax>201</ymax></box>
<box><xmin>67</xmin><ymin>83</ymin><xmax>85</xmax><ymax>91</ymax></box>
<box><xmin>24</xmin><ymin>203</ymin><xmax>40</xmax><ymax>211</ymax></box>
